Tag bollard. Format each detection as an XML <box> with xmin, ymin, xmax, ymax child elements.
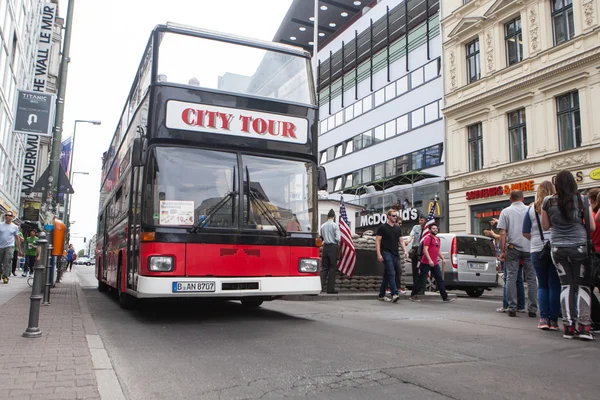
<box><xmin>23</xmin><ymin>233</ymin><xmax>49</xmax><ymax>338</ymax></box>
<box><xmin>42</xmin><ymin>241</ymin><xmax>53</xmax><ymax>306</ymax></box>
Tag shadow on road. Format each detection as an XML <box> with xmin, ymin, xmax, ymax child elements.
<box><xmin>85</xmin><ymin>289</ymin><xmax>313</xmax><ymax>326</ymax></box>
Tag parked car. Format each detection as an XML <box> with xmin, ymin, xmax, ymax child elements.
<box><xmin>403</xmin><ymin>233</ymin><xmax>499</xmax><ymax>297</ymax></box>
<box><xmin>75</xmin><ymin>256</ymin><xmax>92</xmax><ymax>266</ymax></box>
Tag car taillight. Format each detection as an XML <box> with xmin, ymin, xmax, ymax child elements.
<box><xmin>451</xmin><ymin>237</ymin><xmax>458</xmax><ymax>269</ymax></box>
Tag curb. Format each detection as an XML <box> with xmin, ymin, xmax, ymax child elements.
<box><xmin>76</xmin><ymin>278</ymin><xmax>127</xmax><ymax>400</ymax></box>
<box><xmin>281</xmin><ymin>292</ymin><xmax>457</xmax><ymax>302</ymax></box>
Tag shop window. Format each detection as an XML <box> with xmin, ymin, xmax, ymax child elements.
<box><xmin>466</xmin><ymin>38</ymin><xmax>481</xmax><ymax>84</ymax></box>
<box><xmin>508</xmin><ymin>108</ymin><xmax>527</xmax><ymax>161</ymax></box>
<box><xmin>552</xmin><ymin>0</ymin><xmax>574</xmax><ymax>45</ymax></box>
<box><xmin>468</xmin><ymin>123</ymin><xmax>484</xmax><ymax>171</ymax></box>
<box><xmin>556</xmin><ymin>91</ymin><xmax>580</xmax><ymax>151</ymax></box>
<box><xmin>505</xmin><ymin>17</ymin><xmax>523</xmax><ymax>66</ymax></box>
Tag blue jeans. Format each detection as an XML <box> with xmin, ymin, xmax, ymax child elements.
<box><xmin>379</xmin><ymin>251</ymin><xmax>399</xmax><ymax>297</ymax></box>
<box><xmin>503</xmin><ymin>262</ymin><xmax>525</xmax><ymax>310</ymax></box>
<box><xmin>411</xmin><ymin>263</ymin><xmax>448</xmax><ymax>300</ymax></box>
<box><xmin>505</xmin><ymin>248</ymin><xmax>537</xmax><ymax>312</ymax></box>
<box><xmin>531</xmin><ymin>251</ymin><xmax>561</xmax><ymax>321</ymax></box>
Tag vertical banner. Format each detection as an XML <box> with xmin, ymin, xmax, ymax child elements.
<box><xmin>22</xmin><ymin>2</ymin><xmax>57</xmax><ymax>194</ymax></box>
<box><xmin>58</xmin><ymin>137</ymin><xmax>72</xmax><ymax>204</ymax></box>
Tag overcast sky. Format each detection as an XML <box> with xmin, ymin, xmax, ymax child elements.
<box><xmin>57</xmin><ymin>0</ymin><xmax>293</xmax><ymax>253</ymax></box>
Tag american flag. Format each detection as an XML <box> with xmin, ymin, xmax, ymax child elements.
<box><xmin>337</xmin><ymin>196</ymin><xmax>356</xmax><ymax>276</ymax></box>
<box><xmin>420</xmin><ymin>199</ymin><xmax>438</xmax><ymax>245</ymax></box>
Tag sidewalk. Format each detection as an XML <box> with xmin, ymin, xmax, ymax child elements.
<box><xmin>0</xmin><ymin>272</ymin><xmax>102</xmax><ymax>400</ymax></box>
<box><xmin>282</xmin><ymin>291</ymin><xmax>458</xmax><ymax>301</ymax></box>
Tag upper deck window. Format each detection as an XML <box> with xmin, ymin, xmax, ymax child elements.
<box><xmin>157</xmin><ymin>32</ymin><xmax>314</xmax><ymax>106</ymax></box>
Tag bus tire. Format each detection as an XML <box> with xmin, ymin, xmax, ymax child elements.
<box><xmin>117</xmin><ymin>274</ymin><xmax>136</xmax><ymax>309</ymax></box>
<box><xmin>98</xmin><ymin>280</ymin><xmax>109</xmax><ymax>293</ymax></box>
<box><xmin>241</xmin><ymin>299</ymin><xmax>263</xmax><ymax>308</ymax></box>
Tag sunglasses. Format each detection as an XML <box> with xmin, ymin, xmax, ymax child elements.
<box><xmin>5</xmin><ymin>215</ymin><xmax>13</xmax><ymax>217</ymax></box>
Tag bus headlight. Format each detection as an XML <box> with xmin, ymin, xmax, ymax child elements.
<box><xmin>148</xmin><ymin>256</ymin><xmax>174</xmax><ymax>272</ymax></box>
<box><xmin>299</xmin><ymin>259</ymin><xmax>319</xmax><ymax>273</ymax></box>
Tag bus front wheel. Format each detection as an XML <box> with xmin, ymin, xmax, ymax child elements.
<box><xmin>117</xmin><ymin>274</ymin><xmax>136</xmax><ymax>309</ymax></box>
<box><xmin>241</xmin><ymin>299</ymin><xmax>263</xmax><ymax>308</ymax></box>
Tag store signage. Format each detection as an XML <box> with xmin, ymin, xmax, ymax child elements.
<box><xmin>13</xmin><ymin>91</ymin><xmax>55</xmax><ymax>136</ymax></box>
<box><xmin>359</xmin><ymin>208</ymin><xmax>419</xmax><ymax>227</ymax></box>
<box><xmin>591</xmin><ymin>168</ymin><xmax>600</xmax><ymax>181</ymax></box>
<box><xmin>551</xmin><ymin>171</ymin><xmax>583</xmax><ymax>184</ymax></box>
<box><xmin>166</xmin><ymin>101</ymin><xmax>308</xmax><ymax>144</ymax></box>
<box><xmin>466</xmin><ymin>180</ymin><xmax>534</xmax><ymax>200</ymax></box>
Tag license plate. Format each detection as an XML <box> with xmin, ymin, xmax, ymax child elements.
<box><xmin>172</xmin><ymin>281</ymin><xmax>216</xmax><ymax>292</ymax></box>
<box><xmin>468</xmin><ymin>263</ymin><xmax>485</xmax><ymax>270</ymax></box>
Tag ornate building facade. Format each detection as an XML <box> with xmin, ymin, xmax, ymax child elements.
<box><xmin>442</xmin><ymin>0</ymin><xmax>600</xmax><ymax>234</ymax></box>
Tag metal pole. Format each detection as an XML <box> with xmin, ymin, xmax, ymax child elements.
<box><xmin>312</xmin><ymin>0</ymin><xmax>319</xmax><ymax>87</ymax></box>
<box><xmin>23</xmin><ymin>233</ymin><xmax>49</xmax><ymax>338</ymax></box>
<box><xmin>63</xmin><ymin>120</ymin><xmax>78</xmax><ymax>245</ymax></box>
<box><xmin>42</xmin><ymin>230</ymin><xmax>53</xmax><ymax>306</ymax></box>
<box><xmin>47</xmin><ymin>0</ymin><xmax>75</xmax><ymax>223</ymax></box>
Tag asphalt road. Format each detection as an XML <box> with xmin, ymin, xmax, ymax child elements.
<box><xmin>75</xmin><ymin>266</ymin><xmax>600</xmax><ymax>400</ymax></box>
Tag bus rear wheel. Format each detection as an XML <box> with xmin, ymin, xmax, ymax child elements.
<box><xmin>241</xmin><ymin>299</ymin><xmax>263</xmax><ymax>308</ymax></box>
<box><xmin>98</xmin><ymin>280</ymin><xmax>109</xmax><ymax>293</ymax></box>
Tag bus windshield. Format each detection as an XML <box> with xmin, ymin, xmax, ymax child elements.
<box><xmin>144</xmin><ymin>147</ymin><xmax>316</xmax><ymax>233</ymax></box>
<box><xmin>157</xmin><ymin>31</ymin><xmax>314</xmax><ymax>106</ymax></box>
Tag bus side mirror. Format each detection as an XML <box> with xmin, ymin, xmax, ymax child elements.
<box><xmin>132</xmin><ymin>138</ymin><xmax>145</xmax><ymax>166</ymax></box>
<box><xmin>317</xmin><ymin>166</ymin><xmax>327</xmax><ymax>191</ymax></box>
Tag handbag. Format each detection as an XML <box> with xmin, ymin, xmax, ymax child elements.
<box><xmin>533</xmin><ymin>208</ymin><xmax>552</xmax><ymax>261</ymax></box>
<box><xmin>583</xmin><ymin>197</ymin><xmax>600</xmax><ymax>286</ymax></box>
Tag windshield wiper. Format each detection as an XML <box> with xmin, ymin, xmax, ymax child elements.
<box><xmin>189</xmin><ymin>190</ymin><xmax>237</xmax><ymax>233</ymax></box>
<box><xmin>245</xmin><ymin>167</ymin><xmax>287</xmax><ymax>237</ymax></box>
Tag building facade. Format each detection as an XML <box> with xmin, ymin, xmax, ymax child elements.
<box><xmin>278</xmin><ymin>0</ymin><xmax>447</xmax><ymax>236</ymax></box>
<box><xmin>442</xmin><ymin>0</ymin><xmax>600</xmax><ymax>235</ymax></box>
<box><xmin>0</xmin><ymin>0</ymin><xmax>61</xmax><ymax>222</ymax></box>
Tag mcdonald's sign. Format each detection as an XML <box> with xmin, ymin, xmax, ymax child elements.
<box><xmin>428</xmin><ymin>201</ymin><xmax>441</xmax><ymax>217</ymax></box>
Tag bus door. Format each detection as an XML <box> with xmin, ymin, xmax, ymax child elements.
<box><xmin>128</xmin><ymin>166</ymin><xmax>143</xmax><ymax>291</ymax></box>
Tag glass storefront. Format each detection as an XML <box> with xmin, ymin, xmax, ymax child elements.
<box><xmin>469</xmin><ymin>197</ymin><xmax>533</xmax><ymax>236</ymax></box>
<box><xmin>353</xmin><ymin>181</ymin><xmax>447</xmax><ymax>236</ymax></box>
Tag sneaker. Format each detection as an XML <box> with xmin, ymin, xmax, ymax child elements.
<box><xmin>508</xmin><ymin>310</ymin><xmax>517</xmax><ymax>317</ymax></box>
<box><xmin>21</xmin><ymin>273</ymin><xmax>26</xmax><ymax>277</ymax></box>
<box><xmin>578</xmin><ymin>325</ymin><xmax>595</xmax><ymax>341</ymax></box>
<box><xmin>528</xmin><ymin>311</ymin><xmax>537</xmax><ymax>318</ymax></box>
<box><xmin>517</xmin><ymin>309</ymin><xmax>526</xmax><ymax>313</ymax></box>
<box><xmin>563</xmin><ymin>324</ymin><xmax>576</xmax><ymax>339</ymax></box>
<box><xmin>398</xmin><ymin>289</ymin><xmax>407</xmax><ymax>295</ymax></box>
<box><xmin>537</xmin><ymin>318</ymin><xmax>550</xmax><ymax>330</ymax></box>
<box><xmin>2</xmin><ymin>277</ymin><xmax>8</xmax><ymax>284</ymax></box>
<box><xmin>496</xmin><ymin>307</ymin><xmax>507</xmax><ymax>313</ymax></box>
<box><xmin>378</xmin><ymin>296</ymin><xmax>391</xmax><ymax>302</ymax></box>
<box><xmin>549</xmin><ymin>320</ymin><xmax>559</xmax><ymax>331</ymax></box>
<box><xmin>385</xmin><ymin>289</ymin><xmax>391</xmax><ymax>295</ymax></box>
<box><xmin>443</xmin><ymin>298</ymin><xmax>456</xmax><ymax>303</ymax></box>
<box><xmin>409</xmin><ymin>296</ymin><xmax>420</xmax><ymax>302</ymax></box>
<box><xmin>392</xmin><ymin>294</ymin><xmax>400</xmax><ymax>303</ymax></box>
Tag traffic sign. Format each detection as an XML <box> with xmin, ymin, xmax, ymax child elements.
<box><xmin>13</xmin><ymin>90</ymin><xmax>55</xmax><ymax>136</ymax></box>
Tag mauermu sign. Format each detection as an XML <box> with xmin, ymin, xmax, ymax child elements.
<box><xmin>166</xmin><ymin>101</ymin><xmax>308</xmax><ymax>144</ymax></box>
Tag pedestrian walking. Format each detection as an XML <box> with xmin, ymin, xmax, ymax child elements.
<box><xmin>66</xmin><ymin>244</ymin><xmax>77</xmax><ymax>272</ymax></box>
<box><xmin>542</xmin><ymin>171</ymin><xmax>596</xmax><ymax>340</ymax></box>
<box><xmin>23</xmin><ymin>230</ymin><xmax>39</xmax><ymax>277</ymax></box>
<box><xmin>376</xmin><ymin>209</ymin><xmax>407</xmax><ymax>303</ymax></box>
<box><xmin>586</xmin><ymin>188</ymin><xmax>600</xmax><ymax>330</ymax></box>
<box><xmin>409</xmin><ymin>223</ymin><xmax>455</xmax><ymax>302</ymax></box>
<box><xmin>320</xmin><ymin>209</ymin><xmax>340</xmax><ymax>294</ymax></box>
<box><xmin>498</xmin><ymin>190</ymin><xmax>538</xmax><ymax>318</ymax></box>
<box><xmin>0</xmin><ymin>211</ymin><xmax>21</xmax><ymax>284</ymax></box>
<box><xmin>522</xmin><ymin>181</ymin><xmax>561</xmax><ymax>331</ymax></box>
<box><xmin>10</xmin><ymin>230</ymin><xmax>24</xmax><ymax>276</ymax></box>
<box><xmin>406</xmin><ymin>215</ymin><xmax>427</xmax><ymax>295</ymax></box>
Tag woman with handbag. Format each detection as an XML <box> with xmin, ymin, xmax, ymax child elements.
<box><xmin>542</xmin><ymin>171</ymin><xmax>596</xmax><ymax>340</ymax></box>
<box><xmin>522</xmin><ymin>181</ymin><xmax>560</xmax><ymax>331</ymax></box>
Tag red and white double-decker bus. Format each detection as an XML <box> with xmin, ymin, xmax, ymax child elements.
<box><xmin>95</xmin><ymin>23</ymin><xmax>325</xmax><ymax>308</ymax></box>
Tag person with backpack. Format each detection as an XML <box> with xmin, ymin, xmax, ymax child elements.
<box><xmin>522</xmin><ymin>181</ymin><xmax>561</xmax><ymax>331</ymax></box>
<box><xmin>542</xmin><ymin>171</ymin><xmax>596</xmax><ymax>340</ymax></box>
